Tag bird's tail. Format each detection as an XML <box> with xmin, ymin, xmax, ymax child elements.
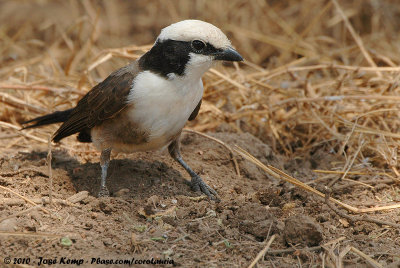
<box><xmin>21</xmin><ymin>109</ymin><xmax>73</xmax><ymax>129</ymax></box>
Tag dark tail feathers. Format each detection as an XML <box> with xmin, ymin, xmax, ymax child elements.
<box><xmin>21</xmin><ymin>109</ymin><xmax>73</xmax><ymax>129</ymax></box>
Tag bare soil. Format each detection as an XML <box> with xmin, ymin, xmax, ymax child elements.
<box><xmin>1</xmin><ymin>128</ymin><xmax>399</xmax><ymax>267</ymax></box>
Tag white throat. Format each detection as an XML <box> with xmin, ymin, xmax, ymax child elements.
<box><xmin>179</xmin><ymin>53</ymin><xmax>215</xmax><ymax>83</ymax></box>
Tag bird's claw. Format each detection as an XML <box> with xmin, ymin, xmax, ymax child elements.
<box><xmin>191</xmin><ymin>175</ymin><xmax>219</xmax><ymax>201</ymax></box>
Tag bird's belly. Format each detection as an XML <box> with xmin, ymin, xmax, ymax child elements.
<box><xmin>90</xmin><ymin>107</ymin><xmax>180</xmax><ymax>153</ymax></box>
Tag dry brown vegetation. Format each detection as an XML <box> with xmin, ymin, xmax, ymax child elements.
<box><xmin>1</xmin><ymin>0</ymin><xmax>400</xmax><ymax>267</ymax></box>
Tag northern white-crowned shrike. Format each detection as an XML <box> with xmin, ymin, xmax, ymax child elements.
<box><xmin>23</xmin><ymin>20</ymin><xmax>243</xmax><ymax>200</ymax></box>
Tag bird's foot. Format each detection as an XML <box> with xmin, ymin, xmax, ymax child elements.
<box><xmin>190</xmin><ymin>175</ymin><xmax>219</xmax><ymax>201</ymax></box>
<box><xmin>98</xmin><ymin>185</ymin><xmax>110</xmax><ymax>197</ymax></box>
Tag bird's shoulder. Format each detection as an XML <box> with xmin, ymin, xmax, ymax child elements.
<box><xmin>77</xmin><ymin>61</ymin><xmax>140</xmax><ymax>127</ymax></box>
<box><xmin>87</xmin><ymin>62</ymin><xmax>138</xmax><ymax>118</ymax></box>
<box><xmin>52</xmin><ymin>61</ymin><xmax>140</xmax><ymax>141</ymax></box>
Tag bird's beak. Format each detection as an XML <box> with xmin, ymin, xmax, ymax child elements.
<box><xmin>214</xmin><ymin>47</ymin><xmax>244</xmax><ymax>62</ymax></box>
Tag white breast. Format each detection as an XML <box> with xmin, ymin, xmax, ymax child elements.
<box><xmin>126</xmin><ymin>71</ymin><xmax>203</xmax><ymax>146</ymax></box>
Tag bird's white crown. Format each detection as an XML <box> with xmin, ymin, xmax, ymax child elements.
<box><xmin>157</xmin><ymin>20</ymin><xmax>231</xmax><ymax>49</ymax></box>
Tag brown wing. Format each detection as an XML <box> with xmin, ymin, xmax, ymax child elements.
<box><xmin>188</xmin><ymin>99</ymin><xmax>202</xmax><ymax>121</ymax></box>
<box><xmin>53</xmin><ymin>62</ymin><xmax>140</xmax><ymax>142</ymax></box>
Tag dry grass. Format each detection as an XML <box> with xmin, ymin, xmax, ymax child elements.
<box><xmin>1</xmin><ymin>0</ymin><xmax>400</xmax><ymax>180</ymax></box>
<box><xmin>2</xmin><ymin>0</ymin><xmax>400</xmax><ymax>174</ymax></box>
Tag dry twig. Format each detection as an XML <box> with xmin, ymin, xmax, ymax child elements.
<box><xmin>234</xmin><ymin>146</ymin><xmax>400</xmax><ymax>213</ymax></box>
<box><xmin>324</xmin><ymin>188</ymin><xmax>400</xmax><ymax>228</ymax></box>
<box><xmin>248</xmin><ymin>235</ymin><xmax>276</xmax><ymax>268</ymax></box>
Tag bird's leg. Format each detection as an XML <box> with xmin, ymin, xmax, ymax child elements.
<box><xmin>168</xmin><ymin>136</ymin><xmax>219</xmax><ymax>200</ymax></box>
<box><xmin>99</xmin><ymin>148</ymin><xmax>111</xmax><ymax>197</ymax></box>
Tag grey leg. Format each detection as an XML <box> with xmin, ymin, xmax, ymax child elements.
<box><xmin>99</xmin><ymin>148</ymin><xmax>111</xmax><ymax>197</ymax></box>
<box><xmin>168</xmin><ymin>136</ymin><xmax>219</xmax><ymax>200</ymax></box>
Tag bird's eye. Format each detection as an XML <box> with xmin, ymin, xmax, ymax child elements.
<box><xmin>191</xmin><ymin>40</ymin><xmax>206</xmax><ymax>52</ymax></box>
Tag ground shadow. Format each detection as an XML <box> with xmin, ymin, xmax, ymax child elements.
<box><xmin>68</xmin><ymin>158</ymin><xmax>192</xmax><ymax>199</ymax></box>
<box><xmin>19</xmin><ymin>149</ymin><xmax>192</xmax><ymax>200</ymax></box>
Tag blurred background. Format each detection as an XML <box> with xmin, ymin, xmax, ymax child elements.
<box><xmin>1</xmin><ymin>0</ymin><xmax>400</xmax><ymax>170</ymax></box>
<box><xmin>2</xmin><ymin>1</ymin><xmax>400</xmax><ymax>67</ymax></box>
